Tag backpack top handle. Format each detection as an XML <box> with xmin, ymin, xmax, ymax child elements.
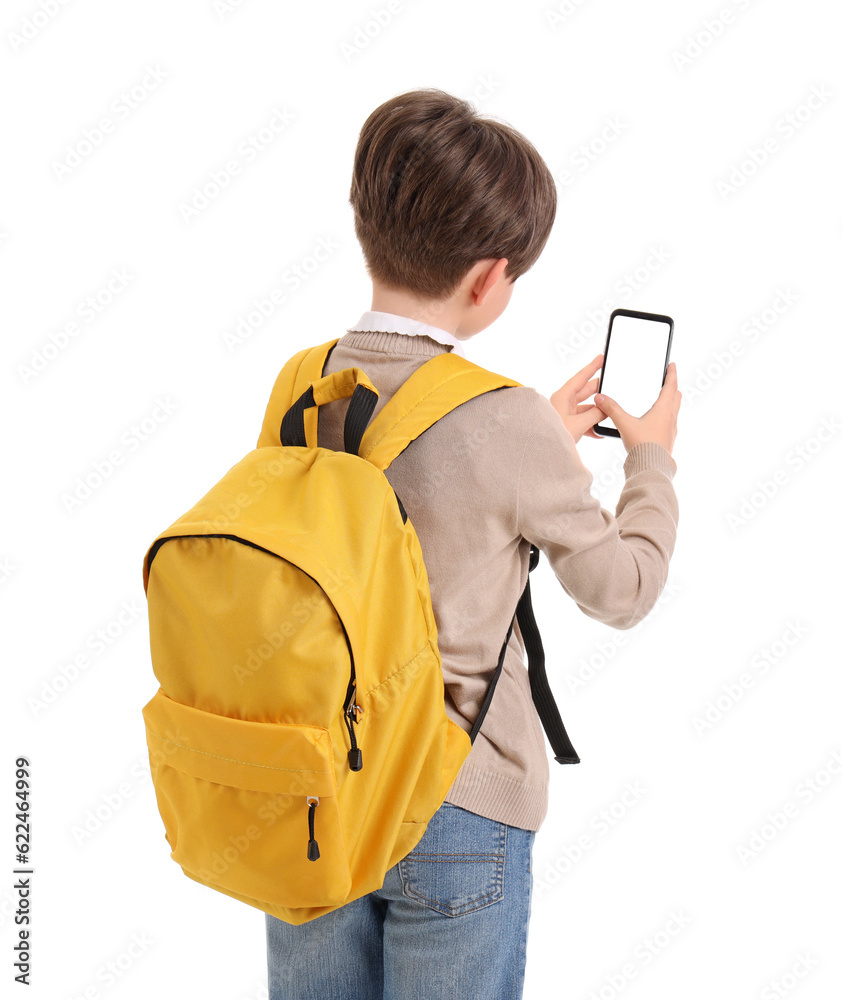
<box><xmin>280</xmin><ymin>367</ymin><xmax>379</xmax><ymax>456</ymax></box>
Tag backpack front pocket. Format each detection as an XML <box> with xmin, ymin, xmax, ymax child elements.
<box><xmin>142</xmin><ymin>689</ymin><xmax>351</xmax><ymax>908</ymax></box>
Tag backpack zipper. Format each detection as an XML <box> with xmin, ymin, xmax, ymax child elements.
<box><xmin>147</xmin><ymin>532</ymin><xmax>366</xmax><ymax>774</ymax></box>
<box><xmin>343</xmin><ymin>679</ymin><xmax>364</xmax><ymax>772</ymax></box>
<box><xmin>306</xmin><ymin>796</ymin><xmax>320</xmax><ymax>861</ymax></box>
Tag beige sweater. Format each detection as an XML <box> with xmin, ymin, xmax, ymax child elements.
<box><xmin>316</xmin><ymin>329</ymin><xmax>679</xmax><ymax>832</ymax></box>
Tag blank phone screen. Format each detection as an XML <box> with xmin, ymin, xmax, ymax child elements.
<box><xmin>598</xmin><ymin>313</ymin><xmax>672</xmax><ymax>432</ymax></box>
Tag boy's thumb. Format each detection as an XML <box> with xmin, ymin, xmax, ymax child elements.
<box><xmin>594</xmin><ymin>392</ymin><xmax>614</xmax><ymax>413</ymax></box>
<box><xmin>595</xmin><ymin>393</ymin><xmax>628</xmax><ymax>425</ymax></box>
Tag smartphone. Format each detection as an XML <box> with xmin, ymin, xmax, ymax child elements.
<box><xmin>593</xmin><ymin>308</ymin><xmax>674</xmax><ymax>438</ymax></box>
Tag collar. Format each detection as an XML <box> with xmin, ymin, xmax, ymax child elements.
<box><xmin>346</xmin><ymin>310</ymin><xmax>467</xmax><ymax>358</ymax></box>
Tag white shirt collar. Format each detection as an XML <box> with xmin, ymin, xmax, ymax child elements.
<box><xmin>346</xmin><ymin>310</ymin><xmax>467</xmax><ymax>358</ymax></box>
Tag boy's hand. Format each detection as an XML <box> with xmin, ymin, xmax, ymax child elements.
<box><xmin>594</xmin><ymin>362</ymin><xmax>681</xmax><ymax>455</ymax></box>
<box><xmin>550</xmin><ymin>354</ymin><xmax>606</xmax><ymax>443</ymax></box>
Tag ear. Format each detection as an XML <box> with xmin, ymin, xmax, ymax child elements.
<box><xmin>473</xmin><ymin>258</ymin><xmax>509</xmax><ymax>307</ymax></box>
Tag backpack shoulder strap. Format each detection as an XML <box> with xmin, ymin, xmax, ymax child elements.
<box><xmin>356</xmin><ymin>350</ymin><xmax>579</xmax><ymax>764</ymax></box>
<box><xmin>256</xmin><ymin>338</ymin><xmax>340</xmax><ymax>449</ymax></box>
<box><xmin>470</xmin><ymin>544</ymin><xmax>580</xmax><ymax>765</ymax></box>
<box><xmin>359</xmin><ymin>351</ymin><xmax>521</xmax><ymax>471</ymax></box>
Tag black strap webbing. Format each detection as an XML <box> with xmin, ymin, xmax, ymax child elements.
<box><xmin>280</xmin><ymin>381</ymin><xmax>378</xmax><ymax>457</ymax></box>
<box><xmin>469</xmin><ymin>545</ymin><xmax>580</xmax><ymax>765</ymax></box>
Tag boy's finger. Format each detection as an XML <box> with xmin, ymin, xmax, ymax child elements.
<box><xmin>576</xmin><ymin>403</ymin><xmax>604</xmax><ymax>424</ymax></box>
<box><xmin>567</xmin><ymin>354</ymin><xmax>603</xmax><ymax>391</ymax></box>
<box><xmin>576</xmin><ymin>376</ymin><xmax>600</xmax><ymax>402</ymax></box>
<box><xmin>593</xmin><ymin>392</ymin><xmax>625</xmax><ymax>422</ymax></box>
<box><xmin>655</xmin><ymin>363</ymin><xmax>678</xmax><ymax>404</ymax></box>
<box><xmin>571</xmin><ymin>404</ymin><xmax>605</xmax><ymax>437</ymax></box>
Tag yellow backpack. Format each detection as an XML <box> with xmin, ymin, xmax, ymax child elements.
<box><xmin>141</xmin><ymin>338</ymin><xmax>579</xmax><ymax>926</ymax></box>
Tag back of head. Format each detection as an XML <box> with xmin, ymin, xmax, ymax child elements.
<box><xmin>349</xmin><ymin>88</ymin><xmax>556</xmax><ymax>300</ymax></box>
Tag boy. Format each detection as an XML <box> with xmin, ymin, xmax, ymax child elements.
<box><xmin>265</xmin><ymin>88</ymin><xmax>680</xmax><ymax>1000</ymax></box>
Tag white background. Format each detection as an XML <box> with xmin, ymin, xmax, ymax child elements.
<box><xmin>2</xmin><ymin>1</ymin><xmax>840</xmax><ymax>998</ymax></box>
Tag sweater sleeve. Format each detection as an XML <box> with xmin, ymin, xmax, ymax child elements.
<box><xmin>515</xmin><ymin>389</ymin><xmax>679</xmax><ymax>630</ymax></box>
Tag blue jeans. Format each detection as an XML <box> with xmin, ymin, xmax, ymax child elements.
<box><xmin>265</xmin><ymin>800</ymin><xmax>536</xmax><ymax>1000</ymax></box>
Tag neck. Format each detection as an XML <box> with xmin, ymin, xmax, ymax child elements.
<box><xmin>369</xmin><ymin>290</ymin><xmax>464</xmax><ymax>339</ymax></box>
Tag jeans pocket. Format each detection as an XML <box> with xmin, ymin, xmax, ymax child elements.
<box><xmin>397</xmin><ymin>803</ymin><xmax>506</xmax><ymax>917</ymax></box>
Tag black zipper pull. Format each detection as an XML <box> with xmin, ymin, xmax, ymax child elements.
<box><xmin>343</xmin><ymin>686</ymin><xmax>364</xmax><ymax>771</ymax></box>
<box><xmin>306</xmin><ymin>797</ymin><xmax>320</xmax><ymax>861</ymax></box>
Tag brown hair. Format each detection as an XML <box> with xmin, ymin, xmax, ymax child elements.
<box><xmin>349</xmin><ymin>88</ymin><xmax>556</xmax><ymax>300</ymax></box>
